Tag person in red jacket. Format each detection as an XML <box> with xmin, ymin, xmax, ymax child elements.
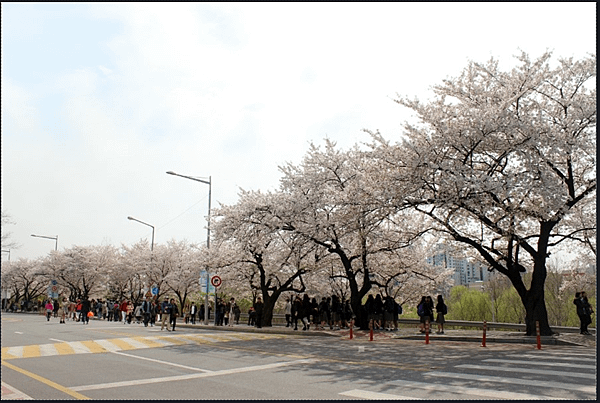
<box><xmin>119</xmin><ymin>299</ymin><xmax>128</xmax><ymax>323</ymax></box>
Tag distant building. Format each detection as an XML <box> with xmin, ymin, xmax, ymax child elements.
<box><xmin>427</xmin><ymin>244</ymin><xmax>492</xmax><ymax>286</ymax></box>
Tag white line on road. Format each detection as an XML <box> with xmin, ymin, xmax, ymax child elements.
<box><xmin>14</xmin><ymin>332</ymin><xmax>23</xmax><ymax>334</ymax></box>
<box><xmin>38</xmin><ymin>344</ymin><xmax>59</xmax><ymax>357</ymax></box>
<box><xmin>504</xmin><ymin>354</ymin><xmax>597</xmax><ymax>363</ymax></box>
<box><xmin>1</xmin><ymin>381</ymin><xmax>33</xmax><ymax>400</ymax></box>
<box><xmin>390</xmin><ymin>379</ymin><xmax>555</xmax><ymax>400</ymax></box>
<box><xmin>484</xmin><ymin>358</ymin><xmax>596</xmax><ymax>369</ymax></box>
<box><xmin>455</xmin><ymin>364</ymin><xmax>596</xmax><ymax>379</ymax></box>
<box><xmin>48</xmin><ymin>338</ymin><xmax>65</xmax><ymax>343</ymax></box>
<box><xmin>339</xmin><ymin>389</ymin><xmax>419</xmax><ymax>400</ymax></box>
<box><xmin>426</xmin><ymin>371</ymin><xmax>596</xmax><ymax>394</ymax></box>
<box><xmin>111</xmin><ymin>351</ymin><xmax>213</xmax><ymax>372</ymax></box>
<box><xmin>70</xmin><ymin>358</ymin><xmax>316</xmax><ymax>391</ymax></box>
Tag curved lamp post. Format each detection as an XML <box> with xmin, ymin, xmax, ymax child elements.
<box><xmin>127</xmin><ymin>216</ymin><xmax>155</xmax><ymax>251</ymax></box>
<box><xmin>31</xmin><ymin>234</ymin><xmax>58</xmax><ymax>251</ymax></box>
<box><xmin>166</xmin><ymin>171</ymin><xmax>211</xmax><ymax>325</ymax></box>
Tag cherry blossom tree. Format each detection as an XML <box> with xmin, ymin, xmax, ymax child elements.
<box><xmin>161</xmin><ymin>239</ymin><xmax>203</xmax><ymax>311</ymax></box>
<box><xmin>276</xmin><ymin>141</ymin><xmax>437</xmax><ymax>329</ymax></box>
<box><xmin>212</xmin><ymin>190</ymin><xmax>324</xmax><ymax>326</ymax></box>
<box><xmin>1</xmin><ymin>258</ymin><xmax>46</xmax><ymax>308</ymax></box>
<box><xmin>370</xmin><ymin>51</ymin><xmax>596</xmax><ymax>335</ymax></box>
<box><xmin>42</xmin><ymin>246</ymin><xmax>111</xmax><ymax>300</ymax></box>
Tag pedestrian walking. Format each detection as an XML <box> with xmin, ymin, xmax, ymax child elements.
<box><xmin>190</xmin><ymin>302</ymin><xmax>197</xmax><ymax>325</ymax></box>
<box><xmin>60</xmin><ymin>297</ymin><xmax>68</xmax><ymax>324</ymax></box>
<box><xmin>228</xmin><ymin>298</ymin><xmax>237</xmax><ymax>327</ymax></box>
<box><xmin>150</xmin><ymin>300</ymin><xmax>157</xmax><ymax>327</ymax></box>
<box><xmin>574</xmin><ymin>291</ymin><xmax>594</xmax><ymax>335</ymax></box>
<box><xmin>170</xmin><ymin>299</ymin><xmax>179</xmax><ymax>331</ymax></box>
<box><xmin>435</xmin><ymin>295</ymin><xmax>447</xmax><ymax>334</ymax></box>
<box><xmin>53</xmin><ymin>299</ymin><xmax>60</xmax><ymax>318</ymax></box>
<box><xmin>142</xmin><ymin>297</ymin><xmax>151</xmax><ymax>327</ymax></box>
<box><xmin>81</xmin><ymin>297</ymin><xmax>91</xmax><ymax>325</ymax></box>
<box><xmin>417</xmin><ymin>296</ymin><xmax>429</xmax><ymax>333</ymax></box>
<box><xmin>45</xmin><ymin>300</ymin><xmax>53</xmax><ymax>321</ymax></box>
<box><xmin>247</xmin><ymin>306</ymin><xmax>256</xmax><ymax>326</ymax></box>
<box><xmin>285</xmin><ymin>297</ymin><xmax>292</xmax><ymax>327</ymax></box>
<box><xmin>160</xmin><ymin>299</ymin><xmax>171</xmax><ymax>331</ymax></box>
<box><xmin>253</xmin><ymin>297</ymin><xmax>264</xmax><ymax>328</ymax></box>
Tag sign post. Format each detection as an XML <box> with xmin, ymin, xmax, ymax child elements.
<box><xmin>210</xmin><ymin>276</ymin><xmax>221</xmax><ymax>325</ymax></box>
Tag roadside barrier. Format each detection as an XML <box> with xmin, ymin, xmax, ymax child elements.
<box><xmin>425</xmin><ymin>320</ymin><xmax>430</xmax><ymax>344</ymax></box>
<box><xmin>481</xmin><ymin>320</ymin><xmax>487</xmax><ymax>347</ymax></box>
<box><xmin>536</xmin><ymin>321</ymin><xmax>541</xmax><ymax>350</ymax></box>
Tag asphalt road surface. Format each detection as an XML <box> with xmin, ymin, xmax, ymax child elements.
<box><xmin>1</xmin><ymin>313</ymin><xmax>596</xmax><ymax>400</ymax></box>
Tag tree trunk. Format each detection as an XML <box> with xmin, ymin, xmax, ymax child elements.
<box><xmin>522</xmin><ymin>282</ymin><xmax>553</xmax><ymax>336</ymax></box>
<box><xmin>262</xmin><ymin>302</ymin><xmax>274</xmax><ymax>327</ymax></box>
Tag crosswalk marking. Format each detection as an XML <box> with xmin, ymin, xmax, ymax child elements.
<box><xmin>54</xmin><ymin>342</ymin><xmax>75</xmax><ymax>355</ymax></box>
<box><xmin>505</xmin><ymin>354</ymin><xmax>597</xmax><ymax>363</ymax></box>
<box><xmin>81</xmin><ymin>340</ymin><xmax>107</xmax><ymax>354</ymax></box>
<box><xmin>484</xmin><ymin>358</ymin><xmax>596</xmax><ymax>369</ymax></box>
<box><xmin>68</xmin><ymin>341</ymin><xmax>92</xmax><ymax>355</ymax></box>
<box><xmin>339</xmin><ymin>389</ymin><xmax>418</xmax><ymax>400</ymax></box>
<box><xmin>426</xmin><ymin>371</ymin><xmax>596</xmax><ymax>394</ymax></box>
<box><xmin>455</xmin><ymin>364</ymin><xmax>596</xmax><ymax>380</ymax></box>
<box><xmin>38</xmin><ymin>344</ymin><xmax>58</xmax><ymax>357</ymax></box>
<box><xmin>21</xmin><ymin>345</ymin><xmax>39</xmax><ymax>358</ymax></box>
<box><xmin>389</xmin><ymin>379</ymin><xmax>556</xmax><ymax>400</ymax></box>
<box><xmin>1</xmin><ymin>332</ymin><xmax>288</xmax><ymax>360</ymax></box>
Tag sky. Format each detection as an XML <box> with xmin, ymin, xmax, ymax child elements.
<box><xmin>1</xmin><ymin>3</ymin><xmax>596</xmax><ymax>261</ymax></box>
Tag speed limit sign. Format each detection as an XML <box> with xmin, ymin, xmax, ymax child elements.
<box><xmin>210</xmin><ymin>276</ymin><xmax>222</xmax><ymax>288</ymax></box>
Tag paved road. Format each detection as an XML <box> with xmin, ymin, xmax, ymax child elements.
<box><xmin>1</xmin><ymin>313</ymin><xmax>596</xmax><ymax>400</ymax></box>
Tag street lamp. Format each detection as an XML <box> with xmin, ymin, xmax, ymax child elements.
<box><xmin>166</xmin><ymin>171</ymin><xmax>211</xmax><ymax>325</ymax></box>
<box><xmin>31</xmin><ymin>234</ymin><xmax>58</xmax><ymax>251</ymax></box>
<box><xmin>127</xmin><ymin>216</ymin><xmax>155</xmax><ymax>251</ymax></box>
<box><xmin>1</xmin><ymin>250</ymin><xmax>9</xmax><ymax>261</ymax></box>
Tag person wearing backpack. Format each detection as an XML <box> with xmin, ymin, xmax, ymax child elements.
<box><xmin>417</xmin><ymin>296</ymin><xmax>427</xmax><ymax>333</ymax></box>
<box><xmin>435</xmin><ymin>294</ymin><xmax>447</xmax><ymax>334</ymax></box>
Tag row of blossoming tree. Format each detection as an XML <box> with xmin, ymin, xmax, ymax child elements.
<box><xmin>2</xmin><ymin>52</ymin><xmax>595</xmax><ymax>334</ymax></box>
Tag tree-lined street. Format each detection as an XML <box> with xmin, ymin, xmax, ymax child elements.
<box><xmin>1</xmin><ymin>313</ymin><xmax>596</xmax><ymax>400</ymax></box>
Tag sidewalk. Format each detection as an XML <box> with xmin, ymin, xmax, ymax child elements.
<box><xmin>174</xmin><ymin>322</ymin><xmax>596</xmax><ymax>348</ymax></box>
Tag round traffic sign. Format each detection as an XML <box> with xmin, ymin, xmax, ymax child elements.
<box><xmin>51</xmin><ymin>285</ymin><xmax>58</xmax><ymax>293</ymax></box>
<box><xmin>210</xmin><ymin>276</ymin><xmax>222</xmax><ymax>287</ymax></box>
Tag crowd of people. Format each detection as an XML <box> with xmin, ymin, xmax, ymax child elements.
<box><xmin>7</xmin><ymin>290</ymin><xmax>595</xmax><ymax>336</ymax></box>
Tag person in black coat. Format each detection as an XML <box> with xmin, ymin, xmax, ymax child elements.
<box><xmin>253</xmin><ymin>297</ymin><xmax>264</xmax><ymax>328</ymax></box>
<box><xmin>575</xmin><ymin>292</ymin><xmax>594</xmax><ymax>335</ymax></box>
<box><xmin>81</xmin><ymin>297</ymin><xmax>91</xmax><ymax>325</ymax></box>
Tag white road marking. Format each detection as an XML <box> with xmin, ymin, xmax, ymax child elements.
<box><xmin>48</xmin><ymin>338</ymin><xmax>65</xmax><ymax>343</ymax></box>
<box><xmin>70</xmin><ymin>359</ymin><xmax>316</xmax><ymax>391</ymax></box>
<box><xmin>484</xmin><ymin>358</ymin><xmax>596</xmax><ymax>369</ymax></box>
<box><xmin>1</xmin><ymin>381</ymin><xmax>33</xmax><ymax>400</ymax></box>
<box><xmin>14</xmin><ymin>332</ymin><xmax>23</xmax><ymax>334</ymax></box>
<box><xmin>94</xmin><ymin>339</ymin><xmax>124</xmax><ymax>352</ymax></box>
<box><xmin>339</xmin><ymin>389</ymin><xmax>418</xmax><ymax>400</ymax></box>
<box><xmin>426</xmin><ymin>371</ymin><xmax>596</xmax><ymax>394</ymax></box>
<box><xmin>38</xmin><ymin>343</ymin><xmax>59</xmax><ymax>357</ymax></box>
<box><xmin>504</xmin><ymin>354</ymin><xmax>597</xmax><ymax>363</ymax></box>
<box><xmin>120</xmin><ymin>337</ymin><xmax>151</xmax><ymax>349</ymax></box>
<box><xmin>390</xmin><ymin>379</ymin><xmax>556</xmax><ymax>400</ymax></box>
<box><xmin>455</xmin><ymin>364</ymin><xmax>596</xmax><ymax>379</ymax></box>
<box><xmin>111</xmin><ymin>351</ymin><xmax>213</xmax><ymax>372</ymax></box>
<box><xmin>67</xmin><ymin>341</ymin><xmax>92</xmax><ymax>355</ymax></box>
<box><xmin>5</xmin><ymin>346</ymin><xmax>24</xmax><ymax>358</ymax></box>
